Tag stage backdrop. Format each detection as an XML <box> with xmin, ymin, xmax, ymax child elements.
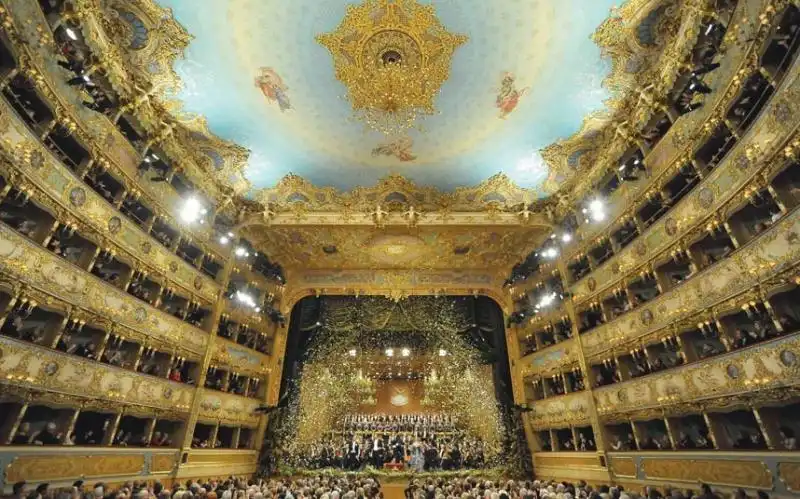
<box><xmin>359</xmin><ymin>379</ymin><xmax>430</xmax><ymax>414</ymax></box>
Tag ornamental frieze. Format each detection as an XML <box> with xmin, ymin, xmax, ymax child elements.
<box><xmin>520</xmin><ymin>338</ymin><xmax>580</xmax><ymax>378</ymax></box>
<box><xmin>526</xmin><ymin>390</ymin><xmax>592</xmax><ymax>430</ymax></box>
<box><xmin>582</xmin><ymin>206</ymin><xmax>800</xmax><ymax>361</ymax></box>
<box><xmin>212</xmin><ymin>337</ymin><xmax>271</xmax><ymax>379</ymax></box>
<box><xmin>0</xmin><ymin>223</ymin><xmax>209</xmax><ymax>355</ymax></box>
<box><xmin>591</xmin><ymin>314</ymin><xmax>800</xmax><ymax>418</ymax></box>
<box><xmin>0</xmin><ymin>335</ymin><xmax>194</xmax><ymax>412</ymax></box>
<box><xmin>197</xmin><ymin>389</ymin><xmax>262</xmax><ymax>427</ymax></box>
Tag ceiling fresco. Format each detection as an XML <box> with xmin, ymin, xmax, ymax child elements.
<box><xmin>156</xmin><ymin>0</ymin><xmax>622</xmax><ymax>194</ymax></box>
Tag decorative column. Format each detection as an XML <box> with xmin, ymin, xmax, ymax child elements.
<box><xmin>556</xmin><ymin>259</ymin><xmax>610</xmax><ymax>474</ymax></box>
<box><xmin>179</xmin><ymin>248</ymin><xmax>236</xmax><ymax>451</ymax></box>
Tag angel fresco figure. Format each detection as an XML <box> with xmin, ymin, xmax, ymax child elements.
<box><xmin>496</xmin><ymin>72</ymin><xmax>528</xmax><ymax>119</ymax></box>
<box><xmin>254</xmin><ymin>67</ymin><xmax>291</xmax><ymax>112</ymax></box>
<box><xmin>371</xmin><ymin>136</ymin><xmax>416</xmax><ymax>162</ymax></box>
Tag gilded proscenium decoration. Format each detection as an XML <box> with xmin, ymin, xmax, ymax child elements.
<box><xmin>316</xmin><ymin>0</ymin><xmax>467</xmax><ymax>135</ymax></box>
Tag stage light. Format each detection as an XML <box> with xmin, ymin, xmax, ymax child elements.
<box><xmin>235</xmin><ymin>247</ymin><xmax>247</xmax><ymax>257</ymax></box>
<box><xmin>180</xmin><ymin>197</ymin><xmax>204</xmax><ymax>224</ymax></box>
<box><xmin>219</xmin><ymin>236</ymin><xmax>229</xmax><ymax>245</ymax></box>
<box><xmin>401</xmin><ymin>347</ymin><xmax>410</xmax><ymax>357</ymax></box>
<box><xmin>561</xmin><ymin>233</ymin><xmax>572</xmax><ymax>243</ymax></box>
<box><xmin>65</xmin><ymin>28</ymin><xmax>78</xmax><ymax>40</ymax></box>
<box><xmin>254</xmin><ymin>306</ymin><xmax>261</xmax><ymax>313</ymax></box>
<box><xmin>235</xmin><ymin>291</ymin><xmax>256</xmax><ymax>308</ymax></box>
<box><xmin>348</xmin><ymin>349</ymin><xmax>357</xmax><ymax>357</ymax></box>
<box><xmin>438</xmin><ymin>349</ymin><xmax>447</xmax><ymax>357</ymax></box>
<box><xmin>385</xmin><ymin>348</ymin><xmax>394</xmax><ymax>357</ymax></box>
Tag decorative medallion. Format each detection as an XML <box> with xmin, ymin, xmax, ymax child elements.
<box><xmin>640</xmin><ymin>308</ymin><xmax>654</xmax><ymax>326</ymax></box>
<box><xmin>141</xmin><ymin>241</ymin><xmax>152</xmax><ymax>254</ymax></box>
<box><xmin>664</xmin><ymin>217</ymin><xmax>678</xmax><ymax>236</ymax></box>
<box><xmin>43</xmin><ymin>361</ymin><xmax>59</xmax><ymax>376</ymax></box>
<box><xmin>786</xmin><ymin>231</ymin><xmax>798</xmax><ymax>245</ymax></box>
<box><xmin>163</xmin><ymin>386</ymin><xmax>174</xmax><ymax>400</ymax></box>
<box><xmin>696</xmin><ymin>187</ymin><xmax>715</xmax><ymax>209</ymax></box>
<box><xmin>733</xmin><ymin>153</ymin><xmax>751</xmax><ymax>170</ymax></box>
<box><xmin>587</xmin><ymin>277</ymin><xmax>597</xmax><ymax>292</ymax></box>
<box><xmin>107</xmin><ymin>216</ymin><xmax>122</xmax><ymax>234</ymax></box>
<box><xmin>634</xmin><ymin>241</ymin><xmax>647</xmax><ymax>257</ymax></box>
<box><xmin>726</xmin><ymin>364</ymin><xmax>740</xmax><ymax>379</ymax></box>
<box><xmin>780</xmin><ymin>350</ymin><xmax>797</xmax><ymax>367</ymax></box>
<box><xmin>193</xmin><ymin>276</ymin><xmax>204</xmax><ymax>291</ymax></box>
<box><xmin>29</xmin><ymin>150</ymin><xmax>45</xmax><ymax>169</ymax></box>
<box><xmin>69</xmin><ymin>187</ymin><xmax>87</xmax><ymax>207</ymax></box>
<box><xmin>772</xmin><ymin>98</ymin><xmax>793</xmax><ymax>124</ymax></box>
<box><xmin>134</xmin><ymin>307</ymin><xmax>147</xmax><ymax>323</ymax></box>
<box><xmin>611</xmin><ymin>262</ymin><xmax>621</xmax><ymax>275</ymax></box>
<box><xmin>169</xmin><ymin>261</ymin><xmax>179</xmax><ymax>273</ymax></box>
<box><xmin>316</xmin><ymin>0</ymin><xmax>467</xmax><ymax>135</ymax></box>
<box><xmin>616</xmin><ymin>388</ymin><xmax>628</xmax><ymax>403</ymax></box>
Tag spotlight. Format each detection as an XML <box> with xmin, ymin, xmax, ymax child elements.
<box><xmin>438</xmin><ymin>349</ymin><xmax>447</xmax><ymax>357</ymax></box>
<box><xmin>235</xmin><ymin>247</ymin><xmax>247</xmax><ymax>257</ymax></box>
<box><xmin>348</xmin><ymin>349</ymin><xmax>357</xmax><ymax>357</ymax></box>
<box><xmin>544</xmin><ymin>247</ymin><xmax>558</xmax><ymax>259</ymax></box>
<box><xmin>589</xmin><ymin>199</ymin><xmax>603</xmax><ymax>212</ymax></box>
<box><xmin>561</xmin><ymin>233</ymin><xmax>572</xmax><ymax>243</ymax></box>
<box><xmin>401</xmin><ymin>348</ymin><xmax>410</xmax><ymax>357</ymax></box>
<box><xmin>235</xmin><ymin>291</ymin><xmax>256</xmax><ymax>307</ymax></box>
<box><xmin>219</xmin><ymin>236</ymin><xmax>230</xmax><ymax>245</ymax></box>
<box><xmin>179</xmin><ymin>197</ymin><xmax>204</xmax><ymax>224</ymax></box>
<box><xmin>254</xmin><ymin>306</ymin><xmax>261</xmax><ymax>313</ymax></box>
<box><xmin>65</xmin><ymin>27</ymin><xmax>78</xmax><ymax>41</ymax></box>
<box><xmin>591</xmin><ymin>211</ymin><xmax>606</xmax><ymax>222</ymax></box>
<box><xmin>227</xmin><ymin>232</ymin><xmax>234</xmax><ymax>237</ymax></box>
<box><xmin>385</xmin><ymin>348</ymin><xmax>394</xmax><ymax>357</ymax></box>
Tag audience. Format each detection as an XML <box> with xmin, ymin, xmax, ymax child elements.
<box><xmin>12</xmin><ymin>476</ymin><xmax>768</xmax><ymax>499</ymax></box>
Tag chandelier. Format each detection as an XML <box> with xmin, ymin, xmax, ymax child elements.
<box><xmin>317</xmin><ymin>0</ymin><xmax>467</xmax><ymax>136</ymax></box>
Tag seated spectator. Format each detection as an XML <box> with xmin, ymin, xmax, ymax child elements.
<box><xmin>32</xmin><ymin>422</ymin><xmax>61</xmax><ymax>445</ymax></box>
<box><xmin>780</xmin><ymin>427</ymin><xmax>797</xmax><ymax>450</ymax></box>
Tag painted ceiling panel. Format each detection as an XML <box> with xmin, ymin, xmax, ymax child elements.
<box><xmin>157</xmin><ymin>0</ymin><xmax>620</xmax><ymax>193</ymax></box>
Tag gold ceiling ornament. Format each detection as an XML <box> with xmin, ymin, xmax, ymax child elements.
<box><xmin>316</xmin><ymin>0</ymin><xmax>467</xmax><ymax>136</ymax></box>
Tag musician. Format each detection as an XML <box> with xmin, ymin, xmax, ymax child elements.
<box><xmin>346</xmin><ymin>437</ymin><xmax>360</xmax><ymax>470</ymax></box>
<box><xmin>372</xmin><ymin>433</ymin><xmax>385</xmax><ymax>468</ymax></box>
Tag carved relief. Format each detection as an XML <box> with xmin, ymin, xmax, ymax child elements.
<box><xmin>6</xmin><ymin>454</ymin><xmax>145</xmax><ymax>482</ymax></box>
<box><xmin>641</xmin><ymin>458</ymin><xmax>772</xmax><ymax>489</ymax></box>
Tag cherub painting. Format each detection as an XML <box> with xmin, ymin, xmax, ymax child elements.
<box><xmin>496</xmin><ymin>72</ymin><xmax>528</xmax><ymax>119</ymax></box>
<box><xmin>254</xmin><ymin>67</ymin><xmax>291</xmax><ymax>112</ymax></box>
<box><xmin>371</xmin><ymin>136</ymin><xmax>416</xmax><ymax>162</ymax></box>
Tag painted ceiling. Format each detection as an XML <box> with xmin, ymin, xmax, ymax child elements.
<box><xmin>156</xmin><ymin>0</ymin><xmax>622</xmax><ymax>195</ymax></box>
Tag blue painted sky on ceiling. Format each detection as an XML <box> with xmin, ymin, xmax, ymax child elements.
<box><xmin>158</xmin><ymin>0</ymin><xmax>620</xmax><ymax>193</ymax></box>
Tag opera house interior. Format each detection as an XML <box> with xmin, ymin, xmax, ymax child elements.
<box><xmin>1</xmin><ymin>0</ymin><xmax>800</xmax><ymax>497</ymax></box>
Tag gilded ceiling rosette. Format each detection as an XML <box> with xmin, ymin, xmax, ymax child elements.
<box><xmin>316</xmin><ymin>0</ymin><xmax>467</xmax><ymax>135</ymax></box>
